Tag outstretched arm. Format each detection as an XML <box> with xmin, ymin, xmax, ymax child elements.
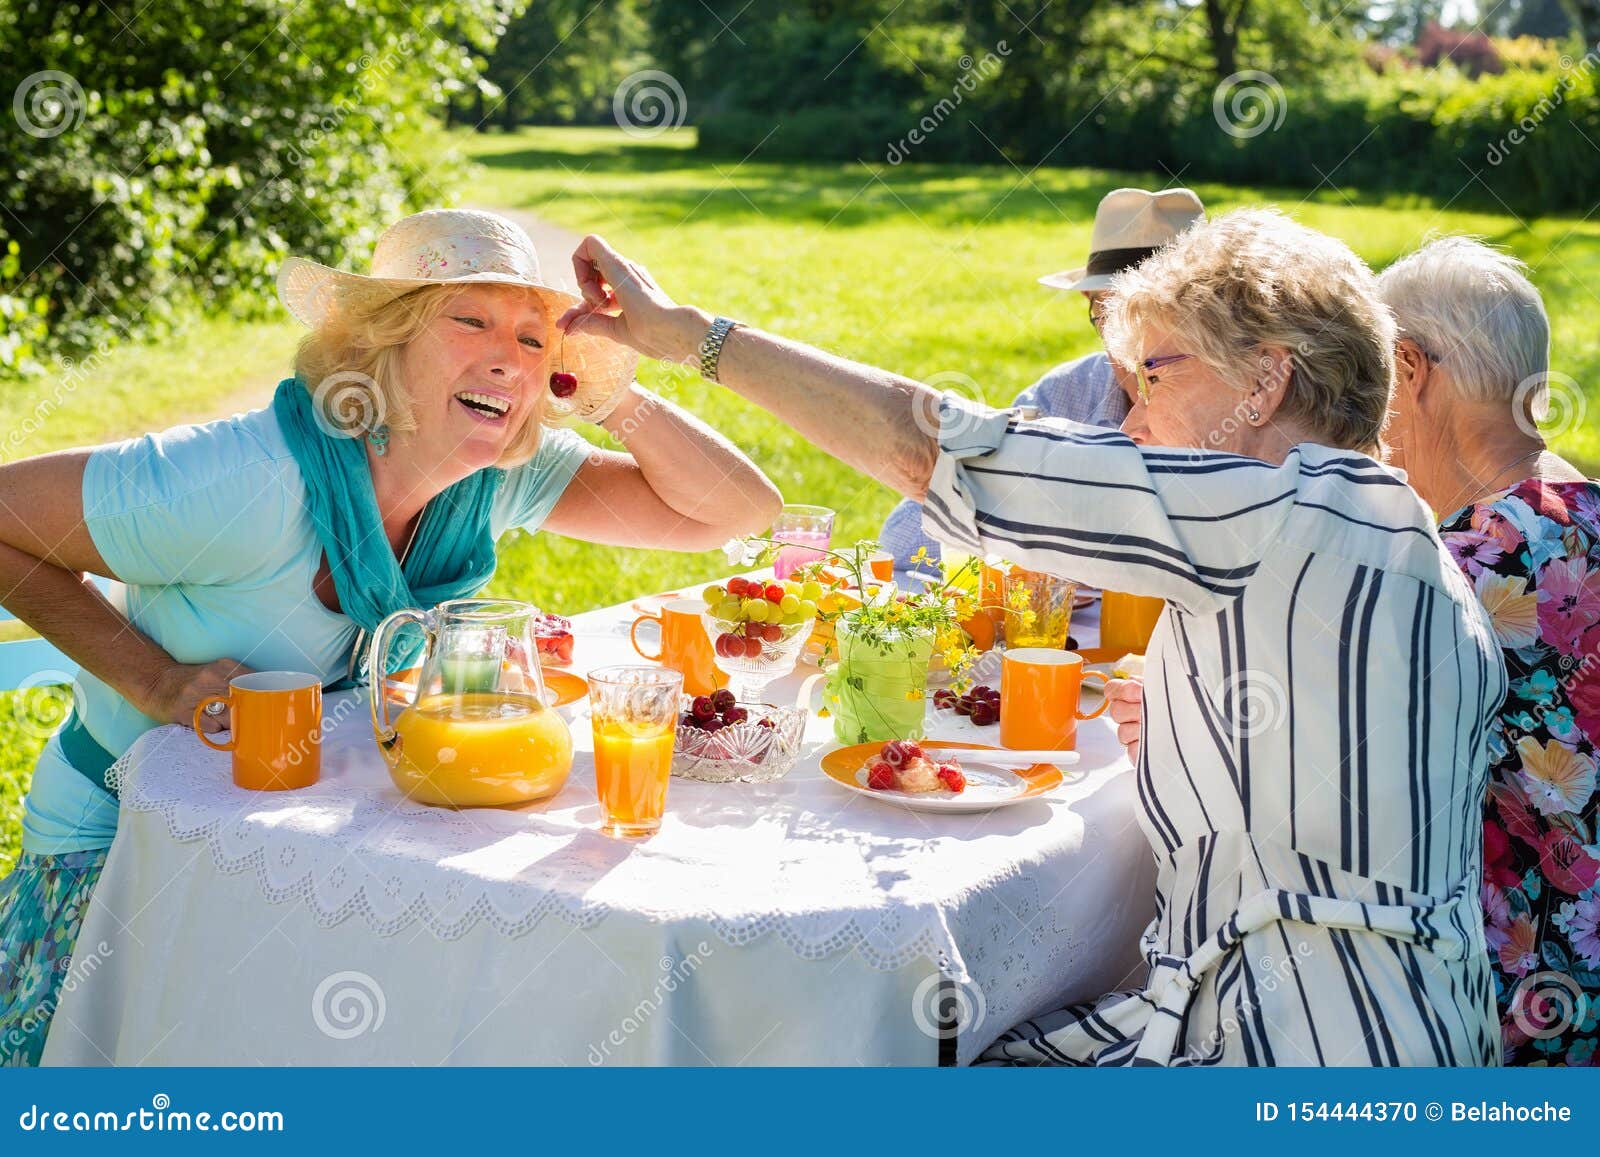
<box><xmin>558</xmin><ymin>235</ymin><xmax>942</xmax><ymax>501</ymax></box>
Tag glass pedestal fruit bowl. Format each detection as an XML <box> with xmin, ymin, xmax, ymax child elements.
<box><xmin>700</xmin><ymin>576</ymin><xmax>820</xmax><ymax>704</ymax></box>
<box><xmin>672</xmin><ymin>691</ymin><xmax>806</xmax><ymax>783</ymax></box>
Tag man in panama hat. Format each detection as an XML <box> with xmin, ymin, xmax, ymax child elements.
<box><xmin>881</xmin><ymin>187</ymin><xmax>1206</xmax><ymax>576</ymax></box>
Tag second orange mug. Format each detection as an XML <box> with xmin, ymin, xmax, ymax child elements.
<box><xmin>999</xmin><ymin>648</ymin><xmax>1109</xmax><ymax>751</ymax></box>
<box><xmin>630</xmin><ymin>597</ymin><xmax>720</xmax><ymax>698</ymax></box>
<box><xmin>194</xmin><ymin>671</ymin><xmax>323</xmax><ymax>791</ymax></box>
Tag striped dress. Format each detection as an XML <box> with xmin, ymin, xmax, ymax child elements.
<box><xmin>923</xmin><ymin>397</ymin><xmax>1508</xmax><ymax>1066</ymax></box>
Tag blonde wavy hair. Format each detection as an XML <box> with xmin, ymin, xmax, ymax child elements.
<box><xmin>292</xmin><ymin>282</ymin><xmax>549</xmax><ymax>468</ymax></box>
<box><xmin>1101</xmin><ymin>208</ymin><xmax>1396</xmax><ymax>451</ymax></box>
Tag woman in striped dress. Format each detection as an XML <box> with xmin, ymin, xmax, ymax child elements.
<box><xmin>558</xmin><ymin>207</ymin><xmax>1508</xmax><ymax>1065</ymax></box>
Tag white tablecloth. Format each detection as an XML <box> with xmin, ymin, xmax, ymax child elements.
<box><xmin>43</xmin><ymin>594</ymin><xmax>1156</xmax><ymax>1066</ymax></box>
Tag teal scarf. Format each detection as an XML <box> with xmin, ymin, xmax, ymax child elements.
<box><xmin>272</xmin><ymin>379</ymin><xmax>505</xmax><ymax>684</ymax></box>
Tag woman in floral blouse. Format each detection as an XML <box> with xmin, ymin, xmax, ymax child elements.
<box><xmin>1381</xmin><ymin>237</ymin><xmax>1600</xmax><ymax>1065</ymax></box>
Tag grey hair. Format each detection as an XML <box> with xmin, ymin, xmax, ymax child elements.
<box><xmin>1376</xmin><ymin>236</ymin><xmax>1549</xmax><ymax>406</ymax></box>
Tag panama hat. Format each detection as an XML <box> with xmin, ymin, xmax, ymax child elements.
<box><xmin>1039</xmin><ymin>188</ymin><xmax>1207</xmax><ymax>293</ymax></box>
<box><xmin>277</xmin><ymin>208</ymin><xmax>638</xmax><ymax>422</ymax></box>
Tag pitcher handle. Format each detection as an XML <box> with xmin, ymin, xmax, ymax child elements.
<box><xmin>368</xmin><ymin>607</ymin><xmax>433</xmax><ymax>751</ymax></box>
<box><xmin>796</xmin><ymin>671</ymin><xmax>829</xmax><ymax>715</ymax></box>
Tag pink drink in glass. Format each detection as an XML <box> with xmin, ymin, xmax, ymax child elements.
<box><xmin>770</xmin><ymin>505</ymin><xmax>836</xmax><ymax>580</ymax></box>
<box><xmin>774</xmin><ymin>529</ymin><xmax>831</xmax><ymax>579</ymax></box>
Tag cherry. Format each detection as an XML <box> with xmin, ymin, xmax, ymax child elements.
<box><xmin>970</xmin><ymin>701</ymin><xmax>997</xmax><ymax>726</ymax></box>
<box><xmin>711</xmin><ymin>689</ymin><xmax>736</xmax><ymax>713</ymax></box>
<box><xmin>691</xmin><ymin>696</ymin><xmax>717</xmax><ymax>721</ymax></box>
<box><xmin>763</xmin><ymin>583</ymin><xmax>784</xmax><ymax>603</ymax></box>
<box><xmin>723</xmin><ymin>706</ymin><xmax>749</xmax><ymax>725</ymax></box>
<box><xmin>549</xmin><ymin>371</ymin><xmax>578</xmax><ymax>397</ymax></box>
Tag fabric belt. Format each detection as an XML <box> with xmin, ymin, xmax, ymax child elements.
<box><xmin>59</xmin><ymin>711</ymin><xmax>118</xmax><ymax>794</ymax></box>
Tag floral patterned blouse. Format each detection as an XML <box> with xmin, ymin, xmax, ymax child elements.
<box><xmin>1440</xmin><ymin>478</ymin><xmax>1600</xmax><ymax>1066</ymax></box>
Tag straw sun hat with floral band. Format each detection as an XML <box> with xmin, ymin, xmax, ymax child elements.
<box><xmin>1039</xmin><ymin>187</ymin><xmax>1206</xmax><ymax>293</ymax></box>
<box><xmin>277</xmin><ymin>208</ymin><xmax>639</xmax><ymax>425</ymax></box>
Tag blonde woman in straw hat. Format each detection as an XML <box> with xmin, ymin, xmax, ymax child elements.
<box><xmin>880</xmin><ymin>187</ymin><xmax>1205</xmax><ymax>577</ymax></box>
<box><xmin>0</xmin><ymin>209</ymin><xmax>780</xmax><ymax>1065</ymax></box>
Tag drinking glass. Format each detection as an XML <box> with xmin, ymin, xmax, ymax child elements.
<box><xmin>771</xmin><ymin>504</ymin><xmax>835</xmax><ymax>580</ymax></box>
<box><xmin>588</xmin><ymin>666</ymin><xmax>683</xmax><ymax>838</ymax></box>
<box><xmin>1002</xmin><ymin>571</ymin><xmax>1076</xmax><ymax>649</ymax></box>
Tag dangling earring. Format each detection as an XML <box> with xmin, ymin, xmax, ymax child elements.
<box><xmin>368</xmin><ymin>424</ymin><xmax>390</xmax><ymax>456</ymax></box>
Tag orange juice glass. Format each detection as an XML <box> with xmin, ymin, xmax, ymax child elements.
<box><xmin>1100</xmin><ymin>591</ymin><xmax>1165</xmax><ymax>654</ymax></box>
<box><xmin>630</xmin><ymin>598</ymin><xmax>719</xmax><ymax>697</ymax></box>
<box><xmin>194</xmin><ymin>671</ymin><xmax>323</xmax><ymax>791</ymax></box>
<box><xmin>999</xmin><ymin>649</ymin><xmax>1109</xmax><ymax>751</ymax></box>
<box><xmin>589</xmin><ymin>666</ymin><xmax>683</xmax><ymax>838</ymax></box>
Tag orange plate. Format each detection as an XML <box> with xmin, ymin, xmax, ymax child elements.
<box><xmin>819</xmin><ymin>740</ymin><xmax>1065</xmax><ymax>813</ymax></box>
<box><xmin>383</xmin><ymin>668</ymin><xmax>588</xmax><ymax>709</ymax></box>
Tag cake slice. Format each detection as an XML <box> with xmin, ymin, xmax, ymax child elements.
<box><xmin>864</xmin><ymin>740</ymin><xmax>966</xmax><ymax>794</ymax></box>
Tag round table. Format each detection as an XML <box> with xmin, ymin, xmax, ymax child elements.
<box><xmin>43</xmin><ymin>592</ymin><xmax>1156</xmax><ymax>1066</ymax></box>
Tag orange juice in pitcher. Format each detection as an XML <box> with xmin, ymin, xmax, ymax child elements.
<box><xmin>386</xmin><ymin>691</ymin><xmax>573</xmax><ymax>808</ymax></box>
<box><xmin>370</xmin><ymin>599</ymin><xmax>576</xmax><ymax>808</ymax></box>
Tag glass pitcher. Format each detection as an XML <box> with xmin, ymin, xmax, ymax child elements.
<box><xmin>368</xmin><ymin>599</ymin><xmax>574</xmax><ymax>808</ymax></box>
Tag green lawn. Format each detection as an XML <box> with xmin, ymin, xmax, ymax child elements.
<box><xmin>5</xmin><ymin>125</ymin><xmax>1600</xmax><ymax>873</ymax></box>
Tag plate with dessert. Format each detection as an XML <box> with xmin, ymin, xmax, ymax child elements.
<box><xmin>819</xmin><ymin>739</ymin><xmax>1072</xmax><ymax>814</ymax></box>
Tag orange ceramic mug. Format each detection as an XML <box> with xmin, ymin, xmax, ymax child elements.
<box><xmin>630</xmin><ymin>598</ymin><xmax>719</xmax><ymax>698</ymax></box>
<box><xmin>1000</xmin><ymin>648</ymin><xmax>1109</xmax><ymax>751</ymax></box>
<box><xmin>194</xmin><ymin>671</ymin><xmax>323</xmax><ymax>791</ymax></box>
<box><xmin>1100</xmin><ymin>590</ymin><xmax>1165</xmax><ymax>655</ymax></box>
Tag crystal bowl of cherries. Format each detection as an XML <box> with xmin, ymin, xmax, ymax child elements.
<box><xmin>673</xmin><ymin>688</ymin><xmax>807</xmax><ymax>783</ymax></box>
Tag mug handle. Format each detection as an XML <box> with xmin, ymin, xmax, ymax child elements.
<box><xmin>629</xmin><ymin>613</ymin><xmax>663</xmax><ymax>661</ymax></box>
<box><xmin>193</xmin><ymin>694</ymin><xmax>237</xmax><ymax>751</ymax></box>
<box><xmin>1076</xmin><ymin>670</ymin><xmax>1111</xmax><ymax>720</ymax></box>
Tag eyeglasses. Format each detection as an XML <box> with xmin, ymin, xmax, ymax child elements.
<box><xmin>1136</xmin><ymin>353</ymin><xmax>1191</xmax><ymax>402</ymax></box>
<box><xmin>1087</xmin><ymin>301</ymin><xmax>1108</xmax><ymax>330</ymax></box>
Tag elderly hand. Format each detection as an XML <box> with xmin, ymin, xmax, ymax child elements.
<box><xmin>144</xmin><ymin>658</ymin><xmax>256</xmax><ymax>734</ymax></box>
<box><xmin>1106</xmin><ymin>677</ymin><xmax>1144</xmax><ymax>766</ymax></box>
<box><xmin>558</xmin><ymin>235</ymin><xmax>709</xmax><ymax>365</ymax></box>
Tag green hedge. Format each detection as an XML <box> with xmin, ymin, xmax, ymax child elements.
<box><xmin>697</xmin><ymin>62</ymin><xmax>1600</xmax><ymax>215</ymax></box>
<box><xmin>0</xmin><ymin>0</ymin><xmax>503</xmax><ymax>377</ymax></box>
